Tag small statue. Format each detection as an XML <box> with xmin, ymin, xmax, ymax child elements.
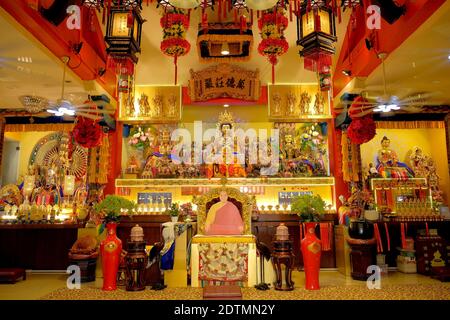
<box><xmin>152</xmin><ymin>94</ymin><xmax>164</xmax><ymax>118</ymax></box>
<box><xmin>138</xmin><ymin>93</ymin><xmax>150</xmax><ymax>116</ymax></box>
<box><xmin>126</xmin><ymin>94</ymin><xmax>135</xmax><ymax>117</ymax></box>
<box><xmin>168</xmin><ymin>94</ymin><xmax>177</xmax><ymax>117</ymax></box>
<box><xmin>286</xmin><ymin>92</ymin><xmax>297</xmax><ymax>116</ymax></box>
<box><xmin>298</xmin><ymin>92</ymin><xmax>311</xmax><ymax>115</ymax></box>
<box><xmin>272</xmin><ymin>93</ymin><xmax>282</xmax><ymax>116</ymax></box>
<box><xmin>314</xmin><ymin>92</ymin><xmax>325</xmax><ymax>115</ymax></box>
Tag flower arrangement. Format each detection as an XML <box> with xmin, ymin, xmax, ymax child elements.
<box><xmin>94</xmin><ymin>195</ymin><xmax>136</xmax><ymax>224</ymax></box>
<box><xmin>73</xmin><ymin>117</ymin><xmax>103</xmax><ymax>149</ymax></box>
<box><xmin>180</xmin><ymin>202</ymin><xmax>195</xmax><ymax>217</ymax></box>
<box><xmin>128</xmin><ymin>126</ymin><xmax>156</xmax><ymax>151</ymax></box>
<box><xmin>291</xmin><ymin>194</ymin><xmax>326</xmax><ymax>222</ymax></box>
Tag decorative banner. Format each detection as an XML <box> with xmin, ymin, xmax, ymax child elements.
<box><xmin>188</xmin><ymin>63</ymin><xmax>260</xmax><ymax>101</ymax></box>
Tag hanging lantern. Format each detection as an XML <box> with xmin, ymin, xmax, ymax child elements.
<box><xmin>258</xmin><ymin>7</ymin><xmax>289</xmax><ymax>84</ymax></box>
<box><xmin>104</xmin><ymin>4</ymin><xmax>145</xmax><ymax>63</ymax></box>
<box><xmin>160</xmin><ymin>10</ymin><xmax>191</xmax><ymax>85</ymax></box>
<box><xmin>245</xmin><ymin>0</ymin><xmax>278</xmax><ymax>10</ymax></box>
<box><xmin>168</xmin><ymin>0</ymin><xmax>201</xmax><ymax>9</ymax></box>
<box><xmin>120</xmin><ymin>0</ymin><xmax>143</xmax><ymax>9</ymax></box>
<box><xmin>296</xmin><ymin>3</ymin><xmax>337</xmax><ymax>73</ymax></box>
<box><xmin>157</xmin><ymin>0</ymin><xmax>175</xmax><ymax>8</ymax></box>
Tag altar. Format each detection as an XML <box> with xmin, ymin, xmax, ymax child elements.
<box><xmin>190</xmin><ymin>235</ymin><xmax>257</xmax><ymax>287</ymax></box>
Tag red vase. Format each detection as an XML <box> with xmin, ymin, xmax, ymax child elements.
<box><xmin>100</xmin><ymin>222</ymin><xmax>122</xmax><ymax>291</ymax></box>
<box><xmin>301</xmin><ymin>222</ymin><xmax>322</xmax><ymax>290</ymax></box>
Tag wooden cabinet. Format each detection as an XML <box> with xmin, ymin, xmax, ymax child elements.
<box><xmin>0</xmin><ymin>224</ymin><xmax>81</xmax><ymax>270</ymax></box>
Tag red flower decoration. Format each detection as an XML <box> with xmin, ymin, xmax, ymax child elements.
<box><xmin>347</xmin><ymin>116</ymin><xmax>376</xmax><ymax>145</ymax></box>
<box><xmin>160</xmin><ymin>13</ymin><xmax>190</xmax><ymax>30</ymax></box>
<box><xmin>257</xmin><ymin>13</ymin><xmax>289</xmax><ymax>31</ymax></box>
<box><xmin>73</xmin><ymin>117</ymin><xmax>103</xmax><ymax>148</ymax></box>
<box><xmin>258</xmin><ymin>38</ymin><xmax>289</xmax><ymax>58</ymax></box>
<box><xmin>160</xmin><ymin>38</ymin><xmax>191</xmax><ymax>57</ymax></box>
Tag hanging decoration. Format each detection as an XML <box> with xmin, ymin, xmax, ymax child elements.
<box><xmin>257</xmin><ymin>7</ymin><xmax>289</xmax><ymax>84</ymax></box>
<box><xmin>160</xmin><ymin>9</ymin><xmax>191</xmax><ymax>85</ymax></box>
<box><xmin>347</xmin><ymin>108</ymin><xmax>376</xmax><ymax>145</ymax></box>
<box><xmin>88</xmin><ymin>135</ymin><xmax>110</xmax><ymax>184</ymax></box>
<box><xmin>73</xmin><ymin>117</ymin><xmax>103</xmax><ymax>149</ymax></box>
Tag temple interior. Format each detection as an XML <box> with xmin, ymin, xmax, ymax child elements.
<box><xmin>0</xmin><ymin>0</ymin><xmax>449</xmax><ymax>302</ymax></box>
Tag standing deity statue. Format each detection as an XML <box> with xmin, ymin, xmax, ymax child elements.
<box><xmin>314</xmin><ymin>92</ymin><xmax>325</xmax><ymax>115</ymax></box>
<box><xmin>299</xmin><ymin>92</ymin><xmax>311</xmax><ymax>115</ymax></box>
<box><xmin>286</xmin><ymin>92</ymin><xmax>297</xmax><ymax>116</ymax></box>
<box><xmin>152</xmin><ymin>94</ymin><xmax>164</xmax><ymax>118</ymax></box>
<box><xmin>272</xmin><ymin>93</ymin><xmax>282</xmax><ymax>116</ymax></box>
<box><xmin>138</xmin><ymin>93</ymin><xmax>150</xmax><ymax>116</ymax></box>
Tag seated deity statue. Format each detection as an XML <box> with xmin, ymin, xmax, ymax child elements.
<box><xmin>376</xmin><ymin>136</ymin><xmax>414</xmax><ymax>179</ymax></box>
<box><xmin>204</xmin><ymin>191</ymin><xmax>244</xmax><ymax>235</ymax></box>
<box><xmin>280</xmin><ymin>134</ymin><xmax>314</xmax><ymax>176</ymax></box>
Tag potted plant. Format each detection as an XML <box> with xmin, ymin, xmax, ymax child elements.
<box><xmin>291</xmin><ymin>194</ymin><xmax>325</xmax><ymax>222</ymax></box>
<box><xmin>94</xmin><ymin>195</ymin><xmax>135</xmax><ymax>291</ymax></box>
<box><xmin>168</xmin><ymin>203</ymin><xmax>180</xmax><ymax>222</ymax></box>
<box><xmin>291</xmin><ymin>194</ymin><xmax>325</xmax><ymax>290</ymax></box>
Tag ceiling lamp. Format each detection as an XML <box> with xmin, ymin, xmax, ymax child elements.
<box><xmin>341</xmin><ymin>0</ymin><xmax>362</xmax><ymax>10</ymax></box>
<box><xmin>104</xmin><ymin>3</ymin><xmax>145</xmax><ymax>63</ymax></box>
<box><xmin>198</xmin><ymin>22</ymin><xmax>253</xmax><ymax>62</ymax></box>
<box><xmin>169</xmin><ymin>0</ymin><xmax>201</xmax><ymax>9</ymax></box>
<box><xmin>373</xmin><ymin>104</ymin><xmax>400</xmax><ymax>113</ymax></box>
<box><xmin>221</xmin><ymin>42</ymin><xmax>230</xmax><ymax>55</ymax></box>
<box><xmin>19</xmin><ymin>95</ymin><xmax>48</xmax><ymax>114</ymax></box>
<box><xmin>245</xmin><ymin>0</ymin><xmax>278</xmax><ymax>10</ymax></box>
<box><xmin>120</xmin><ymin>0</ymin><xmax>143</xmax><ymax>9</ymax></box>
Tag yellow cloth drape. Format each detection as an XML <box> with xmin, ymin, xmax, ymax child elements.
<box><xmin>204</xmin><ymin>201</ymin><xmax>226</xmax><ymax>230</ymax></box>
<box><xmin>375</xmin><ymin>121</ymin><xmax>444</xmax><ymax>129</ymax></box>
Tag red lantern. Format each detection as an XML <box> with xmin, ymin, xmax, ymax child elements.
<box><xmin>258</xmin><ymin>8</ymin><xmax>289</xmax><ymax>84</ymax></box>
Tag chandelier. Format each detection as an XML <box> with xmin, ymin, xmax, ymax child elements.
<box><xmin>19</xmin><ymin>95</ymin><xmax>49</xmax><ymax>114</ymax></box>
<box><xmin>81</xmin><ymin>0</ymin><xmax>104</xmax><ymax>9</ymax></box>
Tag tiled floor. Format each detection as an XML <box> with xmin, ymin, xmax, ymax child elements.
<box><xmin>0</xmin><ymin>270</ymin><xmax>447</xmax><ymax>300</ymax></box>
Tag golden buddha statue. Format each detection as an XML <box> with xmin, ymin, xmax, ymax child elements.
<box><xmin>376</xmin><ymin>136</ymin><xmax>414</xmax><ymax>179</ymax></box>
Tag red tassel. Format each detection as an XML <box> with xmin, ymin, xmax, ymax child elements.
<box><xmin>127</xmin><ymin>11</ymin><xmax>133</xmax><ymax>28</ymax></box>
<box><xmin>299</xmin><ymin>223</ymin><xmax>303</xmax><ymax>243</ymax></box>
<box><xmin>218</xmin><ymin>0</ymin><xmax>222</xmax><ymax>22</ymax></box>
<box><xmin>315</xmin><ymin>10</ymin><xmax>321</xmax><ymax>32</ymax></box>
<box><xmin>250</xmin><ymin>9</ymin><xmax>254</xmax><ymax>25</ymax></box>
<box><xmin>234</xmin><ymin>9</ymin><xmax>238</xmax><ymax>24</ymax></box>
<box><xmin>174</xmin><ymin>55</ymin><xmax>178</xmax><ymax>85</ymax></box>
<box><xmin>425</xmin><ymin>222</ymin><xmax>429</xmax><ymax>237</ymax></box>
<box><xmin>272</xmin><ymin>63</ymin><xmax>275</xmax><ymax>84</ymax></box>
<box><xmin>240</xmin><ymin>15</ymin><xmax>246</xmax><ymax>33</ymax></box>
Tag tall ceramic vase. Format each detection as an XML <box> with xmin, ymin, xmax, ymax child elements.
<box><xmin>301</xmin><ymin>222</ymin><xmax>322</xmax><ymax>290</ymax></box>
<box><xmin>100</xmin><ymin>222</ymin><xmax>122</xmax><ymax>291</ymax></box>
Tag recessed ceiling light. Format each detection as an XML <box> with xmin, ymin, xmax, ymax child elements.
<box><xmin>448</xmin><ymin>55</ymin><xmax>450</xmax><ymax>60</ymax></box>
<box><xmin>223</xmin><ymin>104</ymin><xmax>230</xmax><ymax>108</ymax></box>
<box><xmin>342</xmin><ymin>70</ymin><xmax>351</xmax><ymax>76</ymax></box>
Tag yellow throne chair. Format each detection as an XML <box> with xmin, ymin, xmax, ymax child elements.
<box><xmin>190</xmin><ymin>187</ymin><xmax>257</xmax><ymax>287</ymax></box>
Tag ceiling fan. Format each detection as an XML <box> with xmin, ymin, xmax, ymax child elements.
<box><xmin>340</xmin><ymin>52</ymin><xmax>438</xmax><ymax>118</ymax></box>
<box><xmin>43</xmin><ymin>56</ymin><xmax>115</xmax><ymax>121</ymax></box>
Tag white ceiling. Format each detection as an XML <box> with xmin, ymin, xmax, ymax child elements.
<box><xmin>335</xmin><ymin>0</ymin><xmax>450</xmax><ymax>107</ymax></box>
